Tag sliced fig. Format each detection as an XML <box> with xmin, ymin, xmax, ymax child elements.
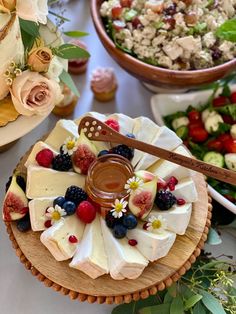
<box><xmin>129</xmin><ymin>176</ymin><xmax>157</xmax><ymax>219</ymax></box>
<box><xmin>72</xmin><ymin>131</ymin><xmax>98</xmax><ymax>175</ymax></box>
<box><xmin>3</xmin><ymin>175</ymin><xmax>28</xmax><ymax>222</ymax></box>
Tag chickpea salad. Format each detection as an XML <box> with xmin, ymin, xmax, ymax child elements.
<box><xmin>100</xmin><ymin>0</ymin><xmax>236</xmax><ymax>70</ymax></box>
<box><xmin>164</xmin><ymin>83</ymin><xmax>236</xmax><ymax>205</ymax></box>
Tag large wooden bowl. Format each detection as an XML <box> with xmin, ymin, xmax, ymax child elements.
<box><xmin>4</xmin><ymin>145</ymin><xmax>212</xmax><ymax>304</ymax></box>
<box><xmin>91</xmin><ymin>0</ymin><xmax>236</xmax><ymax>89</ymax></box>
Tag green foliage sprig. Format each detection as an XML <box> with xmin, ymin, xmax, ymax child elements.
<box><xmin>112</xmin><ymin>254</ymin><xmax>236</xmax><ymax>314</ymax></box>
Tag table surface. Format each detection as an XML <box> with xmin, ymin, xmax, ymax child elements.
<box><xmin>0</xmin><ymin>1</ymin><xmax>235</xmax><ymax>314</ymax></box>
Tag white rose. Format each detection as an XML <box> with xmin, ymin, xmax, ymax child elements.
<box><xmin>16</xmin><ymin>0</ymin><xmax>48</xmax><ymax>24</ymax></box>
<box><xmin>10</xmin><ymin>70</ymin><xmax>63</xmax><ymax>116</ymax></box>
<box><xmin>46</xmin><ymin>56</ymin><xmax>65</xmax><ymax>82</ymax></box>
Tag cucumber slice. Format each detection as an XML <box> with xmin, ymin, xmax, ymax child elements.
<box><xmin>124</xmin><ymin>9</ymin><xmax>137</xmax><ymax>21</ymax></box>
<box><xmin>203</xmin><ymin>152</ymin><xmax>224</xmax><ymax>167</ymax></box>
<box><xmin>176</xmin><ymin>126</ymin><xmax>188</xmax><ymax>140</ymax></box>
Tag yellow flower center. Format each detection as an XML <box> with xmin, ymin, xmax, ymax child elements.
<box><xmin>130</xmin><ymin>181</ymin><xmax>139</xmax><ymax>190</ymax></box>
<box><xmin>115</xmin><ymin>204</ymin><xmax>123</xmax><ymax>213</ymax></box>
<box><xmin>66</xmin><ymin>141</ymin><xmax>75</xmax><ymax>150</ymax></box>
<box><xmin>51</xmin><ymin>211</ymin><xmax>61</xmax><ymax>221</ymax></box>
<box><xmin>152</xmin><ymin>220</ymin><xmax>162</xmax><ymax>229</ymax></box>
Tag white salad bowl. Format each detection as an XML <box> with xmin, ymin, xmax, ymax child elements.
<box><xmin>151</xmin><ymin>85</ymin><xmax>236</xmax><ymax>214</ymax></box>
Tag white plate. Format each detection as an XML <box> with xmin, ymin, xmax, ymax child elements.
<box><xmin>151</xmin><ymin>85</ymin><xmax>236</xmax><ymax>215</ymax></box>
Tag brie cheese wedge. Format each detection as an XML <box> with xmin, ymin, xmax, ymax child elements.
<box><xmin>25</xmin><ymin>141</ymin><xmax>58</xmax><ymax>168</ymax></box>
<box><xmin>127</xmin><ymin>224</ymin><xmax>176</xmax><ymax>262</ymax></box>
<box><xmin>100</xmin><ymin>217</ymin><xmax>148</xmax><ymax>280</ymax></box>
<box><xmin>148</xmin><ymin>203</ymin><xmax>192</xmax><ymax>235</ymax></box>
<box><xmin>172</xmin><ymin>178</ymin><xmax>198</xmax><ymax>203</ymax></box>
<box><xmin>135</xmin><ymin>126</ymin><xmax>182</xmax><ymax>170</ymax></box>
<box><xmin>148</xmin><ymin>146</ymin><xmax>193</xmax><ymax>180</ymax></box>
<box><xmin>69</xmin><ymin>215</ymin><xmax>109</xmax><ymax>279</ymax></box>
<box><xmin>40</xmin><ymin>215</ymin><xmax>85</xmax><ymax>261</ymax></box>
<box><xmin>45</xmin><ymin>120</ymin><xmax>79</xmax><ymax>151</ymax></box>
<box><xmin>26</xmin><ymin>166</ymin><xmax>85</xmax><ymax>199</ymax></box>
<box><xmin>132</xmin><ymin>117</ymin><xmax>161</xmax><ymax>167</ymax></box>
<box><xmin>29</xmin><ymin>197</ymin><xmax>56</xmax><ymax>231</ymax></box>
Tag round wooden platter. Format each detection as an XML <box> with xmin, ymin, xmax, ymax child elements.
<box><xmin>5</xmin><ymin>147</ymin><xmax>212</xmax><ymax>305</ymax></box>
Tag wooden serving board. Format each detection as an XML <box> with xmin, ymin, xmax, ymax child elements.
<box><xmin>5</xmin><ymin>146</ymin><xmax>212</xmax><ymax>305</ymax></box>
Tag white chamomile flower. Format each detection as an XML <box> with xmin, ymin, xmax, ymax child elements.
<box><xmin>62</xmin><ymin>137</ymin><xmax>78</xmax><ymax>156</ymax></box>
<box><xmin>146</xmin><ymin>215</ymin><xmax>167</xmax><ymax>234</ymax></box>
<box><xmin>45</xmin><ymin>205</ymin><xmax>67</xmax><ymax>224</ymax></box>
<box><xmin>124</xmin><ymin>176</ymin><xmax>144</xmax><ymax>194</ymax></box>
<box><xmin>111</xmin><ymin>198</ymin><xmax>128</xmax><ymax>218</ymax></box>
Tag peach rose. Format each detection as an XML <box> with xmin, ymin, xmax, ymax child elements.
<box><xmin>10</xmin><ymin>70</ymin><xmax>63</xmax><ymax>116</ymax></box>
<box><xmin>28</xmin><ymin>47</ymin><xmax>53</xmax><ymax>73</ymax></box>
<box><xmin>0</xmin><ymin>0</ymin><xmax>16</xmax><ymax>11</ymax></box>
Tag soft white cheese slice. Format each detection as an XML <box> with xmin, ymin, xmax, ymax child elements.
<box><xmin>127</xmin><ymin>223</ymin><xmax>176</xmax><ymax>262</ymax></box>
<box><xmin>135</xmin><ymin>126</ymin><xmax>182</xmax><ymax>170</ymax></box>
<box><xmin>45</xmin><ymin>120</ymin><xmax>79</xmax><ymax>151</ymax></box>
<box><xmin>29</xmin><ymin>197</ymin><xmax>56</xmax><ymax>231</ymax></box>
<box><xmin>26</xmin><ymin>166</ymin><xmax>85</xmax><ymax>199</ymax></box>
<box><xmin>172</xmin><ymin>178</ymin><xmax>198</xmax><ymax>203</ymax></box>
<box><xmin>148</xmin><ymin>203</ymin><xmax>192</xmax><ymax>235</ymax></box>
<box><xmin>25</xmin><ymin>141</ymin><xmax>59</xmax><ymax>168</ymax></box>
<box><xmin>40</xmin><ymin>215</ymin><xmax>85</xmax><ymax>261</ymax></box>
<box><xmin>69</xmin><ymin>214</ymin><xmax>109</xmax><ymax>279</ymax></box>
<box><xmin>148</xmin><ymin>146</ymin><xmax>193</xmax><ymax>180</ymax></box>
<box><xmin>75</xmin><ymin>112</ymin><xmax>110</xmax><ymax>152</ymax></box>
<box><xmin>100</xmin><ymin>217</ymin><xmax>148</xmax><ymax>280</ymax></box>
<box><xmin>132</xmin><ymin>117</ymin><xmax>161</xmax><ymax>167</ymax></box>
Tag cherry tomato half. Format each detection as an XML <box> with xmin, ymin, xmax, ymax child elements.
<box><xmin>189</xmin><ymin>127</ymin><xmax>208</xmax><ymax>142</ymax></box>
<box><xmin>230</xmin><ymin>92</ymin><xmax>236</xmax><ymax>104</ymax></box>
<box><xmin>207</xmin><ymin>139</ymin><xmax>223</xmax><ymax>152</ymax></box>
<box><xmin>188</xmin><ymin>110</ymin><xmax>201</xmax><ymax>122</ymax></box>
<box><xmin>213</xmin><ymin>96</ymin><xmax>228</xmax><ymax>107</ymax></box>
<box><xmin>224</xmin><ymin>138</ymin><xmax>236</xmax><ymax>153</ymax></box>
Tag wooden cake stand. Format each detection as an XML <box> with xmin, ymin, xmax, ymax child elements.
<box><xmin>4</xmin><ymin>148</ymin><xmax>212</xmax><ymax>305</ymax></box>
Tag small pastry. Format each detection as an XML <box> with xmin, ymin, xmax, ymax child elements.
<box><xmin>52</xmin><ymin>84</ymin><xmax>78</xmax><ymax>116</ymax></box>
<box><xmin>68</xmin><ymin>39</ymin><xmax>89</xmax><ymax>75</ymax></box>
<box><xmin>90</xmin><ymin>67</ymin><xmax>117</xmax><ymax>102</ymax></box>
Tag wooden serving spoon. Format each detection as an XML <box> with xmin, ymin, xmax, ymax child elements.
<box><xmin>78</xmin><ymin>116</ymin><xmax>236</xmax><ymax>185</ymax></box>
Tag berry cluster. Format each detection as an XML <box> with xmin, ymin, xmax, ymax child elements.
<box><xmin>36</xmin><ymin>148</ymin><xmax>73</xmax><ymax>172</ymax></box>
<box><xmin>105</xmin><ymin>212</ymin><xmax>137</xmax><ymax>239</ymax></box>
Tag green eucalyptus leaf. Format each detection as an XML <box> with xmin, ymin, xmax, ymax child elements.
<box><xmin>20</xmin><ymin>29</ymin><xmax>35</xmax><ymax>51</ymax></box>
<box><xmin>164</xmin><ymin>291</ymin><xmax>173</xmax><ymax>304</ymax></box>
<box><xmin>139</xmin><ymin>303</ymin><xmax>171</xmax><ymax>314</ymax></box>
<box><xmin>185</xmin><ymin>294</ymin><xmax>203</xmax><ymax>310</ymax></box>
<box><xmin>193</xmin><ymin>301</ymin><xmax>207</xmax><ymax>314</ymax></box>
<box><xmin>170</xmin><ymin>296</ymin><xmax>184</xmax><ymax>314</ymax></box>
<box><xmin>216</xmin><ymin>18</ymin><xmax>236</xmax><ymax>42</ymax></box>
<box><xmin>112</xmin><ymin>303</ymin><xmax>136</xmax><ymax>314</ymax></box>
<box><xmin>199</xmin><ymin>290</ymin><xmax>227</xmax><ymax>314</ymax></box>
<box><xmin>168</xmin><ymin>283</ymin><xmax>177</xmax><ymax>297</ymax></box>
<box><xmin>206</xmin><ymin>228</ymin><xmax>222</xmax><ymax>245</ymax></box>
<box><xmin>55</xmin><ymin>44</ymin><xmax>90</xmax><ymax>59</ymax></box>
<box><xmin>59</xmin><ymin>70</ymin><xmax>80</xmax><ymax>97</ymax></box>
<box><xmin>63</xmin><ymin>31</ymin><xmax>89</xmax><ymax>38</ymax></box>
<box><xmin>19</xmin><ymin>18</ymin><xmax>39</xmax><ymax>37</ymax></box>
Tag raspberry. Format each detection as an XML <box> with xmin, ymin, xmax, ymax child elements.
<box><xmin>68</xmin><ymin>235</ymin><xmax>78</xmax><ymax>243</ymax></box>
<box><xmin>73</xmin><ymin>145</ymin><xmax>96</xmax><ymax>175</ymax></box>
<box><xmin>76</xmin><ymin>201</ymin><xmax>96</xmax><ymax>223</ymax></box>
<box><xmin>52</xmin><ymin>154</ymin><xmax>72</xmax><ymax>171</ymax></box>
<box><xmin>105</xmin><ymin>119</ymin><xmax>120</xmax><ymax>132</ymax></box>
<box><xmin>36</xmin><ymin>149</ymin><xmax>54</xmax><ymax>168</ymax></box>
<box><xmin>128</xmin><ymin>239</ymin><xmax>138</xmax><ymax>246</ymax></box>
<box><xmin>155</xmin><ymin>190</ymin><xmax>177</xmax><ymax>211</ymax></box>
<box><xmin>65</xmin><ymin>186</ymin><xmax>87</xmax><ymax>206</ymax></box>
<box><xmin>110</xmin><ymin>144</ymin><xmax>134</xmax><ymax>160</ymax></box>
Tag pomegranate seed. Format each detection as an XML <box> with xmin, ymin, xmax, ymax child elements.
<box><xmin>177</xmin><ymin>199</ymin><xmax>186</xmax><ymax>206</ymax></box>
<box><xmin>111</xmin><ymin>6</ymin><xmax>122</xmax><ymax>19</ymax></box>
<box><xmin>44</xmin><ymin>220</ymin><xmax>52</xmax><ymax>228</ymax></box>
<box><xmin>128</xmin><ymin>239</ymin><xmax>137</xmax><ymax>246</ymax></box>
<box><xmin>132</xmin><ymin>16</ymin><xmax>141</xmax><ymax>28</ymax></box>
<box><xmin>168</xmin><ymin>183</ymin><xmax>175</xmax><ymax>191</ymax></box>
<box><xmin>69</xmin><ymin>235</ymin><xmax>78</xmax><ymax>243</ymax></box>
<box><xmin>157</xmin><ymin>180</ymin><xmax>168</xmax><ymax>191</ymax></box>
<box><xmin>143</xmin><ymin>222</ymin><xmax>148</xmax><ymax>230</ymax></box>
<box><xmin>168</xmin><ymin>176</ymin><xmax>178</xmax><ymax>185</ymax></box>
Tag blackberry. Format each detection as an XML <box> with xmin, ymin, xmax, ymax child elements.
<box><xmin>105</xmin><ymin>211</ymin><xmax>123</xmax><ymax>229</ymax></box>
<box><xmin>155</xmin><ymin>190</ymin><xmax>177</xmax><ymax>211</ymax></box>
<box><xmin>52</xmin><ymin>154</ymin><xmax>72</xmax><ymax>171</ymax></box>
<box><xmin>5</xmin><ymin>175</ymin><xmax>26</xmax><ymax>192</ymax></box>
<box><xmin>65</xmin><ymin>186</ymin><xmax>87</xmax><ymax>206</ymax></box>
<box><xmin>110</xmin><ymin>144</ymin><xmax>134</xmax><ymax>161</ymax></box>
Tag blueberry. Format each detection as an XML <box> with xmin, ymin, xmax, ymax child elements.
<box><xmin>126</xmin><ymin>133</ymin><xmax>135</xmax><ymax>139</ymax></box>
<box><xmin>123</xmin><ymin>214</ymin><xmax>138</xmax><ymax>230</ymax></box>
<box><xmin>53</xmin><ymin>196</ymin><xmax>66</xmax><ymax>208</ymax></box>
<box><xmin>17</xmin><ymin>214</ymin><xmax>31</xmax><ymax>232</ymax></box>
<box><xmin>112</xmin><ymin>224</ymin><xmax>127</xmax><ymax>239</ymax></box>
<box><xmin>98</xmin><ymin>150</ymin><xmax>109</xmax><ymax>157</ymax></box>
<box><xmin>62</xmin><ymin>201</ymin><xmax>76</xmax><ymax>215</ymax></box>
